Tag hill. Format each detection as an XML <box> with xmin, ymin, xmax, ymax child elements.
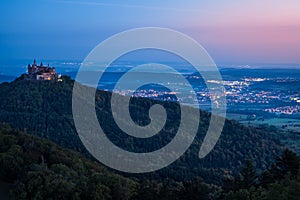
<box><xmin>0</xmin><ymin>124</ymin><xmax>138</xmax><ymax>199</ymax></box>
<box><xmin>1</xmin><ymin>125</ymin><xmax>299</xmax><ymax>200</ymax></box>
<box><xmin>0</xmin><ymin>77</ymin><xmax>283</xmax><ymax>184</ymax></box>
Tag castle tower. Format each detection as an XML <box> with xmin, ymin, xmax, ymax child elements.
<box><xmin>27</xmin><ymin>64</ymin><xmax>31</xmax><ymax>74</ymax></box>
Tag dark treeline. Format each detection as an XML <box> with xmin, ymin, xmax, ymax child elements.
<box><xmin>223</xmin><ymin>149</ymin><xmax>300</xmax><ymax>199</ymax></box>
<box><xmin>0</xmin><ymin>125</ymin><xmax>299</xmax><ymax>199</ymax></box>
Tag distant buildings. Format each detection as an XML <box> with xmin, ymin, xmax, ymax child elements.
<box><xmin>24</xmin><ymin>59</ymin><xmax>61</xmax><ymax>81</ymax></box>
<box><xmin>264</xmin><ymin>105</ymin><xmax>300</xmax><ymax>115</ymax></box>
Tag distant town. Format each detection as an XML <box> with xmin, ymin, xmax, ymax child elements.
<box><xmin>108</xmin><ymin>73</ymin><xmax>300</xmax><ymax>117</ymax></box>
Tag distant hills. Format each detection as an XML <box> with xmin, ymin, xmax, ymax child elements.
<box><xmin>0</xmin><ymin>74</ymin><xmax>16</xmax><ymax>83</ymax></box>
<box><xmin>0</xmin><ymin>76</ymin><xmax>284</xmax><ymax>185</ymax></box>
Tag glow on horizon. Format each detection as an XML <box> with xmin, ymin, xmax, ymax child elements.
<box><xmin>0</xmin><ymin>0</ymin><xmax>299</xmax><ymax>64</ymax></box>
<box><xmin>182</xmin><ymin>0</ymin><xmax>300</xmax><ymax>63</ymax></box>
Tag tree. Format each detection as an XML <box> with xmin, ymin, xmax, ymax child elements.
<box><xmin>240</xmin><ymin>160</ymin><xmax>257</xmax><ymax>189</ymax></box>
<box><xmin>274</xmin><ymin>149</ymin><xmax>300</xmax><ymax>180</ymax></box>
<box><xmin>180</xmin><ymin>177</ymin><xmax>210</xmax><ymax>200</ymax></box>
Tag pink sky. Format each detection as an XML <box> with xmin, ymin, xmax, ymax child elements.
<box><xmin>182</xmin><ymin>0</ymin><xmax>300</xmax><ymax>63</ymax></box>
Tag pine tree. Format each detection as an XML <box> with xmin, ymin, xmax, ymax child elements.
<box><xmin>270</xmin><ymin>149</ymin><xmax>300</xmax><ymax>180</ymax></box>
<box><xmin>240</xmin><ymin>160</ymin><xmax>257</xmax><ymax>189</ymax></box>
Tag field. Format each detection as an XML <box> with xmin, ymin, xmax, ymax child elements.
<box><xmin>226</xmin><ymin>113</ymin><xmax>300</xmax><ymax>132</ymax></box>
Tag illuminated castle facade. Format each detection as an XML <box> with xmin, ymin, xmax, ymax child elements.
<box><xmin>26</xmin><ymin>59</ymin><xmax>59</xmax><ymax>81</ymax></box>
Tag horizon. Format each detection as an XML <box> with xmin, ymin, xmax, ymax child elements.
<box><xmin>2</xmin><ymin>58</ymin><xmax>300</xmax><ymax>78</ymax></box>
<box><xmin>2</xmin><ymin>58</ymin><xmax>300</xmax><ymax>80</ymax></box>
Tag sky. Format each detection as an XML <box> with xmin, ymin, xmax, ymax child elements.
<box><xmin>1</xmin><ymin>0</ymin><xmax>300</xmax><ymax>65</ymax></box>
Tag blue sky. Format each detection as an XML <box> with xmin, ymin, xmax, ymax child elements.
<box><xmin>1</xmin><ymin>0</ymin><xmax>300</xmax><ymax>64</ymax></box>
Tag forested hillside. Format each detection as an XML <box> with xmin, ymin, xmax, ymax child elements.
<box><xmin>0</xmin><ymin>124</ymin><xmax>138</xmax><ymax>199</ymax></box>
<box><xmin>0</xmin><ymin>77</ymin><xmax>284</xmax><ymax>184</ymax></box>
<box><xmin>1</xmin><ymin>125</ymin><xmax>299</xmax><ymax>200</ymax></box>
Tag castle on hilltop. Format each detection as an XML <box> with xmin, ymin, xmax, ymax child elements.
<box><xmin>25</xmin><ymin>59</ymin><xmax>61</xmax><ymax>81</ymax></box>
